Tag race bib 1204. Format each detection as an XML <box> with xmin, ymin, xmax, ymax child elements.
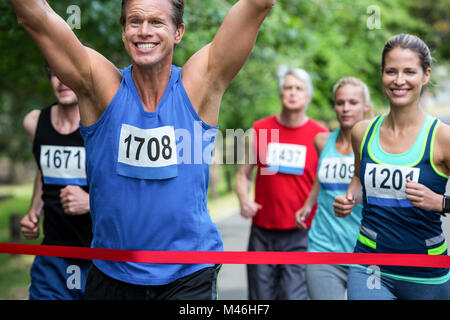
<box><xmin>117</xmin><ymin>124</ymin><xmax>178</xmax><ymax>180</ymax></box>
<box><xmin>40</xmin><ymin>145</ymin><xmax>87</xmax><ymax>186</ymax></box>
<box><xmin>266</xmin><ymin>143</ymin><xmax>306</xmax><ymax>175</ymax></box>
<box><xmin>364</xmin><ymin>163</ymin><xmax>420</xmax><ymax>207</ymax></box>
<box><xmin>318</xmin><ymin>157</ymin><xmax>354</xmax><ymax>190</ymax></box>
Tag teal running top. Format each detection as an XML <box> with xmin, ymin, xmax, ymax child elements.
<box><xmin>308</xmin><ymin>129</ymin><xmax>363</xmax><ymax>253</ymax></box>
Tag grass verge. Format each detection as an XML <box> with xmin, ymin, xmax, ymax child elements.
<box><xmin>0</xmin><ymin>183</ymin><xmax>38</xmax><ymax>300</ymax></box>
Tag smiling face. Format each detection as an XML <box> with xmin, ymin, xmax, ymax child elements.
<box><xmin>280</xmin><ymin>74</ymin><xmax>311</xmax><ymax>112</ymax></box>
<box><xmin>50</xmin><ymin>73</ymin><xmax>78</xmax><ymax>107</ymax></box>
<box><xmin>334</xmin><ymin>84</ymin><xmax>369</xmax><ymax>130</ymax></box>
<box><xmin>382</xmin><ymin>47</ymin><xmax>431</xmax><ymax>109</ymax></box>
<box><xmin>122</xmin><ymin>0</ymin><xmax>185</xmax><ymax>69</ymax></box>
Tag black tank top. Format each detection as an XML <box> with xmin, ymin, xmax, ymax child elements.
<box><xmin>32</xmin><ymin>104</ymin><xmax>92</xmax><ymax>247</ymax></box>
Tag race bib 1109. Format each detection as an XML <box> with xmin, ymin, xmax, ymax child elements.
<box><xmin>266</xmin><ymin>143</ymin><xmax>307</xmax><ymax>175</ymax></box>
<box><xmin>117</xmin><ymin>124</ymin><xmax>178</xmax><ymax>180</ymax></box>
<box><xmin>364</xmin><ymin>163</ymin><xmax>420</xmax><ymax>207</ymax></box>
<box><xmin>40</xmin><ymin>145</ymin><xmax>87</xmax><ymax>186</ymax></box>
<box><xmin>318</xmin><ymin>157</ymin><xmax>354</xmax><ymax>190</ymax></box>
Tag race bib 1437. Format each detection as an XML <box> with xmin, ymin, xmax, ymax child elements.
<box><xmin>40</xmin><ymin>145</ymin><xmax>87</xmax><ymax>186</ymax></box>
<box><xmin>364</xmin><ymin>163</ymin><xmax>420</xmax><ymax>207</ymax></box>
<box><xmin>266</xmin><ymin>143</ymin><xmax>307</xmax><ymax>175</ymax></box>
<box><xmin>117</xmin><ymin>124</ymin><xmax>178</xmax><ymax>180</ymax></box>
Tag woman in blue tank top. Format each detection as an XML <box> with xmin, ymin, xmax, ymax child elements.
<box><xmin>334</xmin><ymin>34</ymin><xmax>450</xmax><ymax>300</ymax></box>
<box><xmin>295</xmin><ymin>77</ymin><xmax>372</xmax><ymax>299</ymax></box>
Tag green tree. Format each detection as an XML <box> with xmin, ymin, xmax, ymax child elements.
<box><xmin>1</xmin><ymin>0</ymin><xmax>448</xmax><ymax>175</ymax></box>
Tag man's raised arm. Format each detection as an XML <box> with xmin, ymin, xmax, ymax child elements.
<box><xmin>183</xmin><ymin>0</ymin><xmax>275</xmax><ymax>126</ymax></box>
<box><xmin>207</xmin><ymin>0</ymin><xmax>275</xmax><ymax>86</ymax></box>
<box><xmin>10</xmin><ymin>0</ymin><xmax>121</xmax><ymax>126</ymax></box>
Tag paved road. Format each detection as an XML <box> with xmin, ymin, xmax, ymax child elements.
<box><xmin>216</xmin><ymin>114</ymin><xmax>450</xmax><ymax>300</ymax></box>
<box><xmin>216</xmin><ymin>213</ymin><xmax>250</xmax><ymax>300</ymax></box>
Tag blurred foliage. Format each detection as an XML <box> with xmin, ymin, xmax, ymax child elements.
<box><xmin>0</xmin><ymin>0</ymin><xmax>449</xmax><ymax>163</ymax></box>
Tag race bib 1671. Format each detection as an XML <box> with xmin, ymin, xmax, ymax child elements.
<box><xmin>40</xmin><ymin>145</ymin><xmax>87</xmax><ymax>186</ymax></box>
<box><xmin>117</xmin><ymin>124</ymin><xmax>178</xmax><ymax>180</ymax></box>
<box><xmin>364</xmin><ymin>163</ymin><xmax>420</xmax><ymax>207</ymax></box>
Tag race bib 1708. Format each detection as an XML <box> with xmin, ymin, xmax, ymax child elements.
<box><xmin>266</xmin><ymin>143</ymin><xmax>307</xmax><ymax>175</ymax></box>
<box><xmin>117</xmin><ymin>124</ymin><xmax>178</xmax><ymax>180</ymax></box>
<box><xmin>40</xmin><ymin>145</ymin><xmax>87</xmax><ymax>186</ymax></box>
<box><xmin>318</xmin><ymin>157</ymin><xmax>354</xmax><ymax>190</ymax></box>
<box><xmin>364</xmin><ymin>163</ymin><xmax>420</xmax><ymax>207</ymax></box>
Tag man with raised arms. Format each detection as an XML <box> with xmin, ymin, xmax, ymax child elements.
<box><xmin>10</xmin><ymin>0</ymin><xmax>275</xmax><ymax>300</ymax></box>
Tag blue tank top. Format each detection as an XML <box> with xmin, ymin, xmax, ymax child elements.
<box><xmin>308</xmin><ymin>129</ymin><xmax>363</xmax><ymax>253</ymax></box>
<box><xmin>80</xmin><ymin>65</ymin><xmax>223</xmax><ymax>286</ymax></box>
<box><xmin>356</xmin><ymin>114</ymin><xmax>449</xmax><ymax>282</ymax></box>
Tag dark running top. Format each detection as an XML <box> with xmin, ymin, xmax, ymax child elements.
<box><xmin>32</xmin><ymin>104</ymin><xmax>92</xmax><ymax>247</ymax></box>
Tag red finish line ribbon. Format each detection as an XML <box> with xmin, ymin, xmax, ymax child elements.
<box><xmin>1</xmin><ymin>243</ymin><xmax>450</xmax><ymax>268</ymax></box>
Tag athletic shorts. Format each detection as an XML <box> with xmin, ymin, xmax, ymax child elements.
<box><xmin>29</xmin><ymin>255</ymin><xmax>91</xmax><ymax>300</ymax></box>
<box><xmin>83</xmin><ymin>264</ymin><xmax>222</xmax><ymax>300</ymax></box>
<box><xmin>247</xmin><ymin>225</ymin><xmax>309</xmax><ymax>300</ymax></box>
<box><xmin>348</xmin><ymin>266</ymin><xmax>450</xmax><ymax>300</ymax></box>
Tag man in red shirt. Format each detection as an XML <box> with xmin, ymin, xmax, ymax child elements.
<box><xmin>236</xmin><ymin>66</ymin><xmax>328</xmax><ymax>300</ymax></box>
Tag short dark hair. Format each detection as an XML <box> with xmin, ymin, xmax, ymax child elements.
<box><xmin>120</xmin><ymin>0</ymin><xmax>185</xmax><ymax>29</ymax></box>
<box><xmin>381</xmin><ymin>34</ymin><xmax>432</xmax><ymax>73</ymax></box>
